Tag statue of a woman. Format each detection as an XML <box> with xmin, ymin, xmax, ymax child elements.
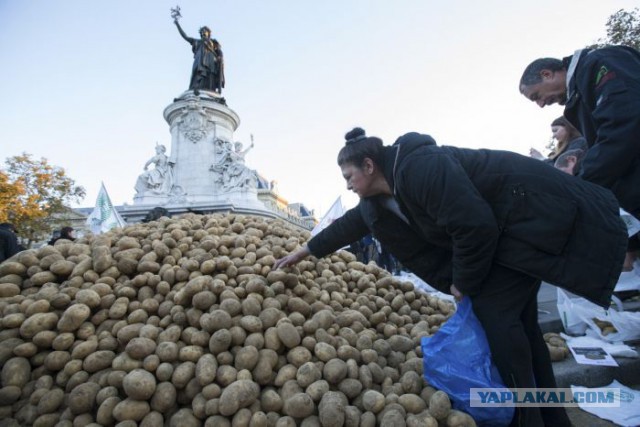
<box><xmin>210</xmin><ymin>140</ymin><xmax>256</xmax><ymax>191</ymax></box>
<box><xmin>174</xmin><ymin>15</ymin><xmax>225</xmax><ymax>93</ymax></box>
<box><xmin>135</xmin><ymin>145</ymin><xmax>174</xmax><ymax>195</ymax></box>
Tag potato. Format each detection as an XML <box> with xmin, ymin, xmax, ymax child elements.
<box><xmin>57</xmin><ymin>304</ymin><xmax>90</xmax><ymax>332</ymax></box>
<box><xmin>547</xmin><ymin>344</ymin><xmax>567</xmax><ymax>362</ymax></box>
<box><xmin>172</xmin><ymin>361</ymin><xmax>196</xmax><ymax>389</ymax></box>
<box><xmin>283</xmin><ymin>392</ymin><xmax>315</xmax><ymax>418</ymax></box>
<box><xmin>318</xmin><ymin>391</ymin><xmax>347</xmax><ymax>427</ymax></box>
<box><xmin>2</xmin><ymin>357</ymin><xmax>31</xmax><ymax>387</ymax></box>
<box><xmin>287</xmin><ymin>346</ymin><xmax>312</xmax><ymax>367</ymax></box>
<box><xmin>323</xmin><ymin>359</ymin><xmax>348</xmax><ymax>384</ymax></box>
<box><xmin>0</xmin><ymin>385</ymin><xmax>22</xmax><ymax>405</ymax></box>
<box><xmin>36</xmin><ymin>387</ymin><xmax>65</xmax><ymax>414</ymax></box>
<box><xmin>314</xmin><ymin>342</ymin><xmax>337</xmax><ymax>362</ymax></box>
<box><xmin>362</xmin><ymin>390</ymin><xmax>386</xmax><ymax>414</ymax></box>
<box><xmin>67</xmin><ymin>382</ymin><xmax>100</xmax><ymax>415</ymax></box>
<box><xmin>407</xmin><ymin>412</ymin><xmax>439</xmax><ymax>427</ymax></box>
<box><xmin>276</xmin><ymin>321</ymin><xmax>301</xmax><ymax>348</ymax></box>
<box><xmin>218</xmin><ymin>379</ymin><xmax>260</xmax><ymax>416</ymax></box>
<box><xmin>296</xmin><ymin>362</ymin><xmax>322</xmax><ymax>388</ymax></box>
<box><xmin>381</xmin><ymin>408</ymin><xmax>406</xmax><ymax>426</ymax></box>
<box><xmin>261</xmin><ymin>388</ymin><xmax>283</xmax><ymax>412</ymax></box>
<box><xmin>20</xmin><ymin>313</ymin><xmax>59</xmax><ymax>338</ymax></box>
<box><xmin>446</xmin><ymin>409</ymin><xmax>477</xmax><ymax>427</ymax></box>
<box><xmin>398</xmin><ymin>393</ymin><xmax>427</xmax><ymax>414</ymax></box>
<box><xmin>113</xmin><ymin>398</ymin><xmax>151</xmax><ymax>422</ymax></box>
<box><xmin>429</xmin><ymin>390</ymin><xmax>452</xmax><ymax>420</ymax></box>
<box><xmin>230</xmin><ymin>346</ymin><xmax>256</xmax><ymax>371</ymax></box>
<box><xmin>150</xmin><ymin>382</ymin><xmax>177</xmax><ymax>413</ymax></box>
<box><xmin>196</xmin><ymin>353</ymin><xmax>218</xmax><ymax>386</ymax></box>
<box><xmin>123</xmin><ymin>369</ymin><xmax>157</xmax><ymax>400</ymax></box>
<box><xmin>0</xmin><ymin>283</ymin><xmax>20</xmax><ymax>298</ymax></box>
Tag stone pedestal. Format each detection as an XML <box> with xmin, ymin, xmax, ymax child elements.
<box><xmin>132</xmin><ymin>90</ymin><xmax>266</xmax><ymax>212</ymax></box>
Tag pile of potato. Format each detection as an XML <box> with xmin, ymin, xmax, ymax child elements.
<box><xmin>543</xmin><ymin>333</ymin><xmax>570</xmax><ymax>362</ymax></box>
<box><xmin>0</xmin><ymin>213</ymin><xmax>477</xmax><ymax>427</ymax></box>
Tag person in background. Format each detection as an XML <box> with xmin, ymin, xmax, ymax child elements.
<box><xmin>274</xmin><ymin>127</ymin><xmax>627</xmax><ymax>427</ymax></box>
<box><xmin>553</xmin><ymin>149</ymin><xmax>585</xmax><ymax>176</ymax></box>
<box><xmin>530</xmin><ymin>116</ymin><xmax>587</xmax><ymax>164</ymax></box>
<box><xmin>519</xmin><ymin>45</ymin><xmax>640</xmax><ymax>220</ymax></box>
<box><xmin>347</xmin><ymin>239</ymin><xmax>365</xmax><ymax>263</ymax></box>
<box><xmin>374</xmin><ymin>238</ymin><xmax>398</xmax><ymax>274</ymax></box>
<box><xmin>360</xmin><ymin>234</ymin><xmax>377</xmax><ymax>264</ymax></box>
<box><xmin>0</xmin><ymin>223</ymin><xmax>21</xmax><ymax>262</ymax></box>
<box><xmin>521</xmin><ymin>46</ymin><xmax>640</xmax><ymax>299</ymax></box>
<box><xmin>48</xmin><ymin>226</ymin><xmax>75</xmax><ymax>245</ymax></box>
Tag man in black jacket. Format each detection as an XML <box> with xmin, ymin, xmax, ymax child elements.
<box><xmin>275</xmin><ymin>128</ymin><xmax>627</xmax><ymax>427</ymax></box>
<box><xmin>519</xmin><ymin>45</ymin><xmax>640</xmax><ymax>219</ymax></box>
<box><xmin>0</xmin><ymin>223</ymin><xmax>21</xmax><ymax>263</ymax></box>
<box><xmin>520</xmin><ymin>45</ymin><xmax>640</xmax><ymax>291</ymax></box>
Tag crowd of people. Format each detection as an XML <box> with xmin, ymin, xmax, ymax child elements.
<box><xmin>0</xmin><ymin>225</ymin><xmax>77</xmax><ymax>263</ymax></box>
<box><xmin>521</xmin><ymin>45</ymin><xmax>640</xmax><ymax>299</ymax></box>
<box><xmin>0</xmin><ymin>223</ymin><xmax>22</xmax><ymax>263</ymax></box>
<box><xmin>348</xmin><ymin>234</ymin><xmax>401</xmax><ymax>275</ymax></box>
<box><xmin>1</xmin><ymin>42</ymin><xmax>638</xmax><ymax>427</ymax></box>
<box><xmin>274</xmin><ymin>43</ymin><xmax>640</xmax><ymax>427</ymax></box>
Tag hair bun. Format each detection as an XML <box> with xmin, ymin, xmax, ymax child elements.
<box><xmin>345</xmin><ymin>127</ymin><xmax>366</xmax><ymax>145</ymax></box>
<box><xmin>345</xmin><ymin>127</ymin><xmax>365</xmax><ymax>141</ymax></box>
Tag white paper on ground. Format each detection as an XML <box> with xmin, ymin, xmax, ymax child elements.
<box><xmin>571</xmin><ymin>380</ymin><xmax>640</xmax><ymax>427</ymax></box>
<box><xmin>560</xmin><ymin>333</ymin><xmax>639</xmax><ymax>358</ymax></box>
<box><xmin>568</xmin><ymin>345</ymin><xmax>618</xmax><ymax>367</ymax></box>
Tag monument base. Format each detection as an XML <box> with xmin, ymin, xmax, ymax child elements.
<box><xmin>126</xmin><ymin>90</ymin><xmax>314</xmax><ymax>229</ymax></box>
<box><xmin>120</xmin><ymin>199</ymin><xmax>293</xmax><ymax>226</ymax></box>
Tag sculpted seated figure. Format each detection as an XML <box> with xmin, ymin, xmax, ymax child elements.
<box><xmin>135</xmin><ymin>145</ymin><xmax>174</xmax><ymax>196</ymax></box>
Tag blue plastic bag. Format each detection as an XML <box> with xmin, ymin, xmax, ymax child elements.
<box><xmin>421</xmin><ymin>298</ymin><xmax>514</xmax><ymax>426</ymax></box>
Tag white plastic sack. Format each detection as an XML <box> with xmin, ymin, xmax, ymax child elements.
<box><xmin>620</xmin><ymin>208</ymin><xmax>640</xmax><ymax>237</ymax></box>
<box><xmin>577</xmin><ymin>307</ymin><xmax>640</xmax><ymax>343</ymax></box>
<box><xmin>556</xmin><ymin>288</ymin><xmax>598</xmax><ymax>335</ymax></box>
<box><xmin>556</xmin><ymin>288</ymin><xmax>639</xmax><ymax>342</ymax></box>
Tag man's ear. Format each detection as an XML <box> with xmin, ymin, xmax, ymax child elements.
<box><xmin>540</xmin><ymin>69</ymin><xmax>553</xmax><ymax>79</ymax></box>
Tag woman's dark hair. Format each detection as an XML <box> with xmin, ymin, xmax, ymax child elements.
<box><xmin>60</xmin><ymin>227</ymin><xmax>74</xmax><ymax>238</ymax></box>
<box><xmin>337</xmin><ymin>128</ymin><xmax>385</xmax><ymax>168</ymax></box>
<box><xmin>551</xmin><ymin>116</ymin><xmax>582</xmax><ymax>142</ymax></box>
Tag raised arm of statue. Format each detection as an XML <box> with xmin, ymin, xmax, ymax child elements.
<box><xmin>174</xmin><ymin>20</ymin><xmax>193</xmax><ymax>43</ymax></box>
<box><xmin>232</xmin><ymin>142</ymin><xmax>253</xmax><ymax>162</ymax></box>
<box><xmin>240</xmin><ymin>142</ymin><xmax>254</xmax><ymax>157</ymax></box>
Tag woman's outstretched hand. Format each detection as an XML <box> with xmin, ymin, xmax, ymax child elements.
<box><xmin>273</xmin><ymin>246</ymin><xmax>311</xmax><ymax>270</ymax></box>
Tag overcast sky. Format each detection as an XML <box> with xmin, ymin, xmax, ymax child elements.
<box><xmin>1</xmin><ymin>0</ymin><xmax>636</xmax><ymax>216</ymax></box>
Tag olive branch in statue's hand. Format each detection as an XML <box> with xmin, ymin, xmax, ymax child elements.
<box><xmin>170</xmin><ymin>5</ymin><xmax>182</xmax><ymax>22</ymax></box>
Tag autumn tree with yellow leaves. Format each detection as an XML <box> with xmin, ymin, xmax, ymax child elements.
<box><xmin>0</xmin><ymin>153</ymin><xmax>85</xmax><ymax>247</ymax></box>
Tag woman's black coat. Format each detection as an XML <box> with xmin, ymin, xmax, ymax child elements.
<box><xmin>308</xmin><ymin>133</ymin><xmax>627</xmax><ymax>308</ymax></box>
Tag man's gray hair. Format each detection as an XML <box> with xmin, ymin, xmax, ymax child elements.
<box><xmin>520</xmin><ymin>58</ymin><xmax>564</xmax><ymax>87</ymax></box>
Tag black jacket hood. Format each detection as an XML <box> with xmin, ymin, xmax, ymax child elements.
<box><xmin>382</xmin><ymin>132</ymin><xmax>437</xmax><ymax>195</ymax></box>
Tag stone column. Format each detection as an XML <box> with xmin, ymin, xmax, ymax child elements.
<box><xmin>164</xmin><ymin>90</ymin><xmax>238</xmax><ymax>203</ymax></box>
